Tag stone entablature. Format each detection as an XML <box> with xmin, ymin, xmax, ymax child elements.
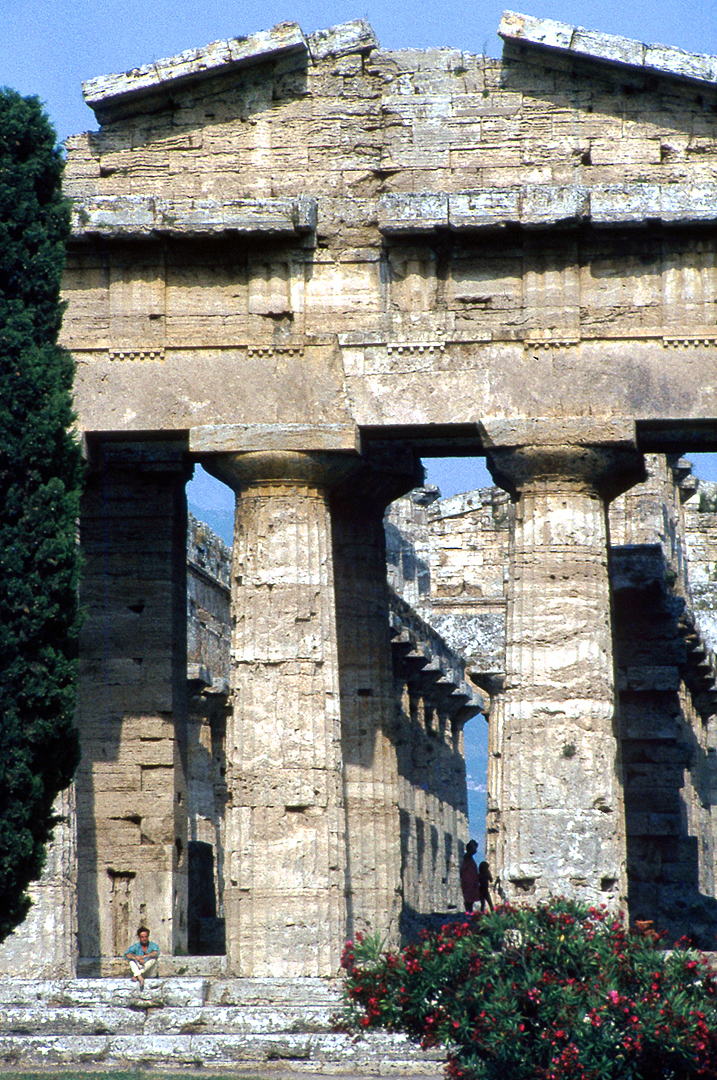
<box><xmin>72</xmin><ymin>195</ymin><xmax>318</xmax><ymax>239</ymax></box>
<box><xmin>62</xmin><ymin>13</ymin><xmax>717</xmax><ymax>437</ymax></box>
<box><xmin>82</xmin><ymin>21</ymin><xmax>377</xmax><ymax>123</ymax></box>
<box><xmin>378</xmin><ymin>184</ymin><xmax>717</xmax><ymax>233</ymax></box>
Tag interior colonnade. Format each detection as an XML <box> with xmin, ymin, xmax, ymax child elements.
<box><xmin>75</xmin><ymin>422</ymin><xmax>649</xmax><ymax>975</ymax></box>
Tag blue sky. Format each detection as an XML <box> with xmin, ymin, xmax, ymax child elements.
<box><xmin>6</xmin><ymin>0</ymin><xmax>716</xmax><ymax>843</ymax></box>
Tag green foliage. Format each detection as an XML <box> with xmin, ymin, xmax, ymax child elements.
<box><xmin>340</xmin><ymin>900</ymin><xmax>717</xmax><ymax>1080</ymax></box>
<box><xmin>0</xmin><ymin>88</ymin><xmax>83</xmax><ymax>941</ymax></box>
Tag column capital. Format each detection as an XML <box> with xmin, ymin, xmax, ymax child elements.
<box><xmin>487</xmin><ymin>443</ymin><xmax>646</xmax><ymax>502</ymax></box>
<box><xmin>201</xmin><ymin>449</ymin><xmax>359</xmax><ymax>494</ymax></box>
<box><xmin>331</xmin><ymin>442</ymin><xmax>424</xmax><ymax>515</ymax></box>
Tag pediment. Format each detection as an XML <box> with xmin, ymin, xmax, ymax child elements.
<box><xmin>82</xmin><ymin>19</ymin><xmax>377</xmax><ymax>124</ymax></box>
<box><xmin>500</xmin><ymin>11</ymin><xmax>717</xmax><ymax>89</ymax></box>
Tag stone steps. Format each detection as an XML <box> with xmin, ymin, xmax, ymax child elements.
<box><xmin>76</xmin><ymin>954</ymin><xmax>227</xmax><ymax>978</ymax></box>
<box><xmin>0</xmin><ymin>977</ymin><xmax>445</xmax><ymax>1077</ymax></box>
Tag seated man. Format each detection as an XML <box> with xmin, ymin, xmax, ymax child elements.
<box><xmin>124</xmin><ymin>926</ymin><xmax>160</xmax><ymax>989</ymax></box>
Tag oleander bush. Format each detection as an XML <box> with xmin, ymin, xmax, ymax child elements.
<box><xmin>340</xmin><ymin>899</ymin><xmax>717</xmax><ymax>1080</ymax></box>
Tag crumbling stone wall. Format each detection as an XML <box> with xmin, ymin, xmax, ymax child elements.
<box><xmin>683</xmin><ymin>482</ymin><xmax>717</xmax><ymax>913</ymax></box>
<box><xmin>684</xmin><ymin>481</ymin><xmax>717</xmax><ymax>652</ymax></box>
<box><xmin>386</xmin><ymin>487</ymin><xmax>511</xmax><ymax>682</ymax></box>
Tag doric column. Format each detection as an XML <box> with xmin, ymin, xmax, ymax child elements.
<box><xmin>203</xmin><ymin>450</ymin><xmax>356</xmax><ymax>976</ymax></box>
<box><xmin>487</xmin><ymin>439</ymin><xmax>644</xmax><ymax>907</ymax></box>
<box><xmin>331</xmin><ymin>446</ymin><xmax>423</xmax><ymax>949</ymax></box>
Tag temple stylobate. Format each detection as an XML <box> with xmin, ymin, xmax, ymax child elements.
<box><xmin>3</xmin><ymin>11</ymin><xmax>717</xmax><ymax>979</ymax></box>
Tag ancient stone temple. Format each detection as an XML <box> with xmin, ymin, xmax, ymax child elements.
<box><xmin>4</xmin><ymin>9</ymin><xmax>717</xmax><ymax>977</ymax></box>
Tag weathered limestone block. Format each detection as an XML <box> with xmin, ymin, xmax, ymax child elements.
<box><xmin>380</xmin><ymin>184</ymin><xmax>717</xmax><ymax>235</ymax></box>
<box><xmin>190</xmin><ymin>423</ymin><xmax>359</xmax><ymax>456</ymax></box>
<box><xmin>306</xmin><ymin>20</ymin><xmax>378</xmax><ymax>62</ymax></box>
<box><xmin>644</xmin><ymin>43</ymin><xmax>717</xmax><ymax>83</ymax></box>
<box><xmin>377</xmin><ymin>193</ymin><xmax>448</xmax><ymax>233</ymax></box>
<box><xmin>71</xmin><ymin>195</ymin><xmax>318</xmax><ymax>238</ymax></box>
<box><xmin>499</xmin><ymin>11</ymin><xmax>717</xmax><ymax>87</ymax></box>
<box><xmin>449</xmin><ymin>190</ymin><xmax>521</xmax><ymax>230</ymax></box>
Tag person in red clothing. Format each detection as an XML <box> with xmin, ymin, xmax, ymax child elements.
<box><xmin>460</xmin><ymin>839</ymin><xmax>481</xmax><ymax>913</ymax></box>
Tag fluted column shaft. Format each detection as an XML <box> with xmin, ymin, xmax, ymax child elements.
<box><xmin>488</xmin><ymin>445</ymin><xmax>643</xmax><ymax>908</ymax></box>
<box><xmin>331</xmin><ymin>450</ymin><xmax>422</xmax><ymax>949</ymax></box>
<box><xmin>204</xmin><ymin>451</ymin><xmax>354</xmax><ymax>976</ymax></box>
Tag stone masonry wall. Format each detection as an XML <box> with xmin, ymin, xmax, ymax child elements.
<box><xmin>0</xmin><ymin>790</ymin><xmax>77</xmax><ymax>977</ymax></box>
<box><xmin>74</xmin><ymin>446</ymin><xmax>190</xmax><ymax>966</ymax></box>
<box><xmin>684</xmin><ymin>481</ymin><xmax>717</xmax><ymax>653</ymax></box>
<box><xmin>65</xmin><ymin>34</ymin><xmax>717</xmax><ymax>214</ymax></box>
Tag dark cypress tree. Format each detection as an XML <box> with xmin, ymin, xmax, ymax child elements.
<box><xmin>0</xmin><ymin>89</ymin><xmax>83</xmax><ymax>942</ymax></box>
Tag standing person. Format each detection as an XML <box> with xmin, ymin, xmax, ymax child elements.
<box><xmin>124</xmin><ymin>926</ymin><xmax>160</xmax><ymax>989</ymax></box>
<box><xmin>478</xmin><ymin>860</ymin><xmax>494</xmax><ymax>913</ymax></box>
<box><xmin>460</xmin><ymin>839</ymin><xmax>481</xmax><ymax>913</ymax></box>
